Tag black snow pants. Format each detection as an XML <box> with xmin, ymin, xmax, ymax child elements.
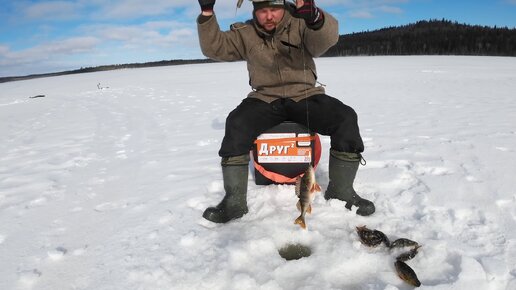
<box><xmin>219</xmin><ymin>94</ymin><xmax>364</xmax><ymax>158</ymax></box>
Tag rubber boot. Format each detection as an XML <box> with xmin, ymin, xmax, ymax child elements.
<box><xmin>324</xmin><ymin>150</ymin><xmax>375</xmax><ymax>216</ymax></box>
<box><xmin>203</xmin><ymin>162</ymin><xmax>249</xmax><ymax>223</ymax></box>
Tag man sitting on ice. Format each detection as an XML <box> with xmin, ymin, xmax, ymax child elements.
<box><xmin>196</xmin><ymin>0</ymin><xmax>376</xmax><ymax>223</ymax></box>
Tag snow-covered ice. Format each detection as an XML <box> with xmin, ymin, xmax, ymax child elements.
<box><xmin>1</xmin><ymin>56</ymin><xmax>515</xmax><ymax>289</ymax></box>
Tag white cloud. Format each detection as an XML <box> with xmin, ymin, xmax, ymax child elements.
<box><xmin>93</xmin><ymin>0</ymin><xmax>192</xmax><ymax>19</ymax></box>
<box><xmin>0</xmin><ymin>37</ymin><xmax>99</xmax><ymax>66</ymax></box>
<box><xmin>10</xmin><ymin>0</ymin><xmax>412</xmax><ymax>22</ymax></box>
<box><xmin>317</xmin><ymin>0</ymin><xmax>409</xmax><ymax>6</ymax></box>
<box><xmin>15</xmin><ymin>0</ymin><xmax>195</xmax><ymax>22</ymax></box>
<box><xmin>22</xmin><ymin>1</ymin><xmax>83</xmax><ymax>21</ymax></box>
<box><xmin>40</xmin><ymin>36</ymin><xmax>100</xmax><ymax>54</ymax></box>
<box><xmin>346</xmin><ymin>1</ymin><xmax>407</xmax><ymax>18</ymax></box>
<box><xmin>163</xmin><ymin>28</ymin><xmax>196</xmax><ymax>44</ymax></box>
<box><xmin>13</xmin><ymin>1</ymin><xmax>410</xmax><ymax>23</ymax></box>
<box><xmin>0</xmin><ymin>45</ymin><xmax>10</xmax><ymax>55</ymax></box>
<box><xmin>349</xmin><ymin>10</ymin><xmax>375</xmax><ymax>19</ymax></box>
<box><xmin>378</xmin><ymin>5</ymin><xmax>404</xmax><ymax>14</ymax></box>
<box><xmin>87</xmin><ymin>20</ymin><xmax>197</xmax><ymax>48</ymax></box>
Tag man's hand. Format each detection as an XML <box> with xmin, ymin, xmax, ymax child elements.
<box><xmin>293</xmin><ymin>0</ymin><xmax>323</xmax><ymax>27</ymax></box>
<box><xmin>198</xmin><ymin>0</ymin><xmax>215</xmax><ymax>15</ymax></box>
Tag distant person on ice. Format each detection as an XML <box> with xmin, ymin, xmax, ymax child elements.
<box><xmin>197</xmin><ymin>0</ymin><xmax>375</xmax><ymax>223</ymax></box>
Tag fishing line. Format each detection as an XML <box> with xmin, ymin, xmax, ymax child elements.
<box><xmin>297</xmin><ymin>0</ymin><xmax>312</xmax><ymax>137</ymax></box>
<box><xmin>301</xmin><ymin>34</ymin><xmax>310</xmax><ymax>134</ymax></box>
<box><xmin>301</xmin><ymin>29</ymin><xmax>315</xmax><ymax>167</ymax></box>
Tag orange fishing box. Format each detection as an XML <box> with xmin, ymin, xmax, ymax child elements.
<box><xmin>252</xmin><ymin>121</ymin><xmax>321</xmax><ymax>185</ymax></box>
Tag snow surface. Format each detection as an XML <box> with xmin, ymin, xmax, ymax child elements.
<box><xmin>1</xmin><ymin>56</ymin><xmax>516</xmax><ymax>290</ymax></box>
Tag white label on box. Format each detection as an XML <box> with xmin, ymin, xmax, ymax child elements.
<box><xmin>257</xmin><ymin>133</ymin><xmax>296</xmax><ymax>140</ymax></box>
<box><xmin>297</xmin><ymin>133</ymin><xmax>311</xmax><ymax>146</ymax></box>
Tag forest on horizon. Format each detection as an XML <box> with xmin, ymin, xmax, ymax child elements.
<box><xmin>323</xmin><ymin>19</ymin><xmax>516</xmax><ymax>57</ymax></box>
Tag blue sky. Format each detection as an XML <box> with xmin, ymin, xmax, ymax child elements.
<box><xmin>1</xmin><ymin>0</ymin><xmax>515</xmax><ymax>77</ymax></box>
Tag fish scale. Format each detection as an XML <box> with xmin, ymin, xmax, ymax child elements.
<box><xmin>294</xmin><ymin>165</ymin><xmax>320</xmax><ymax>229</ymax></box>
<box><xmin>390</xmin><ymin>238</ymin><xmax>419</xmax><ymax>249</ymax></box>
<box><xmin>356</xmin><ymin>226</ymin><xmax>390</xmax><ymax>247</ymax></box>
<box><xmin>395</xmin><ymin>260</ymin><xmax>422</xmax><ymax>287</ymax></box>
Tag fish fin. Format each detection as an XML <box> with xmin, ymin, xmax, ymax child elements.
<box><xmin>296</xmin><ymin>200</ymin><xmax>301</xmax><ymax>212</ymax></box>
<box><xmin>312</xmin><ymin>183</ymin><xmax>322</xmax><ymax>192</ymax></box>
<box><xmin>294</xmin><ymin>216</ymin><xmax>306</xmax><ymax>229</ymax></box>
<box><xmin>356</xmin><ymin>225</ymin><xmax>366</xmax><ymax>232</ymax></box>
<box><xmin>307</xmin><ymin>204</ymin><xmax>312</xmax><ymax>214</ymax></box>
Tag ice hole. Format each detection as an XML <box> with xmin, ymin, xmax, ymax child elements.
<box><xmin>278</xmin><ymin>243</ymin><xmax>312</xmax><ymax>261</ymax></box>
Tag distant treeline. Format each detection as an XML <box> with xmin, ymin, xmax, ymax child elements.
<box><xmin>0</xmin><ymin>59</ymin><xmax>216</xmax><ymax>83</ymax></box>
<box><xmin>324</xmin><ymin>19</ymin><xmax>516</xmax><ymax>57</ymax></box>
<box><xmin>2</xmin><ymin>19</ymin><xmax>515</xmax><ymax>83</ymax></box>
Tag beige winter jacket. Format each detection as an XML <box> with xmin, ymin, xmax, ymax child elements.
<box><xmin>197</xmin><ymin>4</ymin><xmax>339</xmax><ymax>103</ymax></box>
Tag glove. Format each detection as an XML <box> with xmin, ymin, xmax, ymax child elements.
<box><xmin>293</xmin><ymin>0</ymin><xmax>324</xmax><ymax>27</ymax></box>
<box><xmin>198</xmin><ymin>0</ymin><xmax>215</xmax><ymax>12</ymax></box>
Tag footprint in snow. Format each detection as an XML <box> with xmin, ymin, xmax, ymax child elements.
<box><xmin>495</xmin><ymin>146</ymin><xmax>510</xmax><ymax>152</ymax></box>
<box><xmin>72</xmin><ymin>245</ymin><xmax>89</xmax><ymax>256</ymax></box>
<box><xmin>186</xmin><ymin>196</ymin><xmax>211</xmax><ymax>211</ymax></box>
<box><xmin>94</xmin><ymin>202</ymin><xmax>121</xmax><ymax>212</ymax></box>
<box><xmin>158</xmin><ymin>213</ymin><xmax>174</xmax><ymax>225</ymax></box>
<box><xmin>496</xmin><ymin>198</ymin><xmax>516</xmax><ymax>220</ymax></box>
<box><xmin>18</xmin><ymin>269</ymin><xmax>42</xmax><ymax>287</ymax></box>
<box><xmin>180</xmin><ymin>231</ymin><xmax>199</xmax><ymax>247</ymax></box>
<box><xmin>47</xmin><ymin>246</ymin><xmax>68</xmax><ymax>261</ymax></box>
<box><xmin>416</xmin><ymin>165</ymin><xmax>453</xmax><ymax>176</ymax></box>
<box><xmin>94</xmin><ymin>200</ymin><xmax>141</xmax><ymax>212</ymax></box>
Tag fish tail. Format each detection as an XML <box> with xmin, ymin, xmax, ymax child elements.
<box><xmin>294</xmin><ymin>215</ymin><xmax>306</xmax><ymax>229</ymax></box>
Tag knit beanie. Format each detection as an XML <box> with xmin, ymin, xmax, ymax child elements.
<box><xmin>252</xmin><ymin>0</ymin><xmax>285</xmax><ymax>10</ymax></box>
